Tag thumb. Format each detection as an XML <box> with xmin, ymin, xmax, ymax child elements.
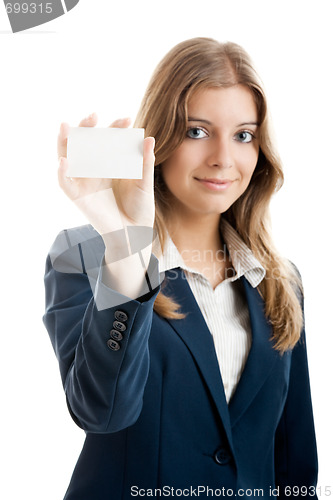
<box><xmin>141</xmin><ymin>137</ymin><xmax>155</xmax><ymax>191</ymax></box>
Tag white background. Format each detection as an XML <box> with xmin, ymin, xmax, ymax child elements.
<box><xmin>0</xmin><ymin>0</ymin><xmax>332</xmax><ymax>498</ymax></box>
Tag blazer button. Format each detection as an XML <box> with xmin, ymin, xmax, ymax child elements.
<box><xmin>114</xmin><ymin>310</ymin><xmax>128</xmax><ymax>322</ymax></box>
<box><xmin>110</xmin><ymin>329</ymin><xmax>123</xmax><ymax>341</ymax></box>
<box><xmin>113</xmin><ymin>321</ymin><xmax>126</xmax><ymax>332</ymax></box>
<box><xmin>107</xmin><ymin>339</ymin><xmax>120</xmax><ymax>351</ymax></box>
<box><xmin>214</xmin><ymin>447</ymin><xmax>231</xmax><ymax>465</ymax></box>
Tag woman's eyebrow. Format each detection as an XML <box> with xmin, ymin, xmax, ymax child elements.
<box><xmin>188</xmin><ymin>117</ymin><xmax>259</xmax><ymax>127</ymax></box>
<box><xmin>237</xmin><ymin>122</ymin><xmax>259</xmax><ymax>127</ymax></box>
<box><xmin>188</xmin><ymin>117</ymin><xmax>212</xmax><ymax>124</ymax></box>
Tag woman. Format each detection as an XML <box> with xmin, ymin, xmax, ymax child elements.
<box><xmin>43</xmin><ymin>38</ymin><xmax>318</xmax><ymax>499</ymax></box>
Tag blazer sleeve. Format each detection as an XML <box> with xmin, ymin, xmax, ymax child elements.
<box><xmin>43</xmin><ymin>227</ymin><xmax>161</xmax><ymax>434</ymax></box>
<box><xmin>274</xmin><ymin>290</ymin><xmax>318</xmax><ymax>497</ymax></box>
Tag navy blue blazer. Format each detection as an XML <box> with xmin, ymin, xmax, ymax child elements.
<box><xmin>43</xmin><ymin>225</ymin><xmax>318</xmax><ymax>500</ymax></box>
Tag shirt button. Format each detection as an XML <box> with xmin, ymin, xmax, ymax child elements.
<box><xmin>113</xmin><ymin>321</ymin><xmax>126</xmax><ymax>332</ymax></box>
<box><xmin>114</xmin><ymin>310</ymin><xmax>128</xmax><ymax>322</ymax></box>
<box><xmin>214</xmin><ymin>447</ymin><xmax>231</xmax><ymax>465</ymax></box>
<box><xmin>107</xmin><ymin>339</ymin><xmax>121</xmax><ymax>351</ymax></box>
<box><xmin>110</xmin><ymin>329</ymin><xmax>123</xmax><ymax>341</ymax></box>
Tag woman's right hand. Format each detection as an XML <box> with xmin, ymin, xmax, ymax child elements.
<box><xmin>57</xmin><ymin>113</ymin><xmax>156</xmax><ymax>238</ymax></box>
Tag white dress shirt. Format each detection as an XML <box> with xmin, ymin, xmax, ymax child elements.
<box><xmin>158</xmin><ymin>218</ymin><xmax>266</xmax><ymax>403</ymax></box>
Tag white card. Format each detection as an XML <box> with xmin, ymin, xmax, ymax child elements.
<box><xmin>66</xmin><ymin>127</ymin><xmax>144</xmax><ymax>179</ymax></box>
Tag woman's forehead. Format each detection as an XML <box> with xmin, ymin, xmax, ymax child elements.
<box><xmin>187</xmin><ymin>86</ymin><xmax>258</xmax><ymax>124</ymax></box>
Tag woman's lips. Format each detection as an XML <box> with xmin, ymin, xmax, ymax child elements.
<box><xmin>195</xmin><ymin>177</ymin><xmax>234</xmax><ymax>191</ymax></box>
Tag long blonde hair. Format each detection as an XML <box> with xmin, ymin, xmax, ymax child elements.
<box><xmin>134</xmin><ymin>37</ymin><xmax>303</xmax><ymax>353</ymax></box>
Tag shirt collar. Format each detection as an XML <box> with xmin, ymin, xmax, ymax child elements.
<box><xmin>158</xmin><ymin>218</ymin><xmax>266</xmax><ymax>288</ymax></box>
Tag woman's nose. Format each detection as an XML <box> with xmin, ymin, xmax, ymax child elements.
<box><xmin>207</xmin><ymin>137</ymin><xmax>233</xmax><ymax>169</ymax></box>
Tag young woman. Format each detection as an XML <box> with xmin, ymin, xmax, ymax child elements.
<box><xmin>43</xmin><ymin>38</ymin><xmax>318</xmax><ymax>499</ymax></box>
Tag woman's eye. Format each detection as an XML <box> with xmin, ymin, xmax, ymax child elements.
<box><xmin>235</xmin><ymin>131</ymin><xmax>254</xmax><ymax>143</ymax></box>
<box><xmin>186</xmin><ymin>127</ymin><xmax>207</xmax><ymax>139</ymax></box>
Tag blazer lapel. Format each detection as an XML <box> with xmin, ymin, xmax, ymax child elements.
<box><xmin>163</xmin><ymin>268</ymin><xmax>234</xmax><ymax>453</ymax></box>
<box><xmin>228</xmin><ymin>277</ymin><xmax>281</xmax><ymax>426</ymax></box>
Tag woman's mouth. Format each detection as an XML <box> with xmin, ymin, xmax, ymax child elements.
<box><xmin>194</xmin><ymin>177</ymin><xmax>234</xmax><ymax>191</ymax></box>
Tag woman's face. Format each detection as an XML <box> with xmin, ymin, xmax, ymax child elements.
<box><xmin>161</xmin><ymin>85</ymin><xmax>260</xmax><ymax>221</ymax></box>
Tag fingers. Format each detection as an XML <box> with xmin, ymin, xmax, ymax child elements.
<box><xmin>109</xmin><ymin>117</ymin><xmax>131</xmax><ymax>128</ymax></box>
<box><xmin>78</xmin><ymin>112</ymin><xmax>98</xmax><ymax>127</ymax></box>
<box><xmin>141</xmin><ymin>137</ymin><xmax>155</xmax><ymax>191</ymax></box>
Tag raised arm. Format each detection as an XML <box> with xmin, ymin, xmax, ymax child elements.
<box><xmin>43</xmin><ymin>114</ymin><xmax>161</xmax><ymax>433</ymax></box>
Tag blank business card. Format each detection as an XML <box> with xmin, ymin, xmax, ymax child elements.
<box><xmin>67</xmin><ymin>127</ymin><xmax>144</xmax><ymax>179</ymax></box>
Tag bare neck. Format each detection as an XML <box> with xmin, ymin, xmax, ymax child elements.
<box><xmin>165</xmin><ymin>212</ymin><xmax>233</xmax><ymax>289</ymax></box>
<box><xmin>166</xmin><ymin>212</ymin><xmax>223</xmax><ymax>255</ymax></box>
